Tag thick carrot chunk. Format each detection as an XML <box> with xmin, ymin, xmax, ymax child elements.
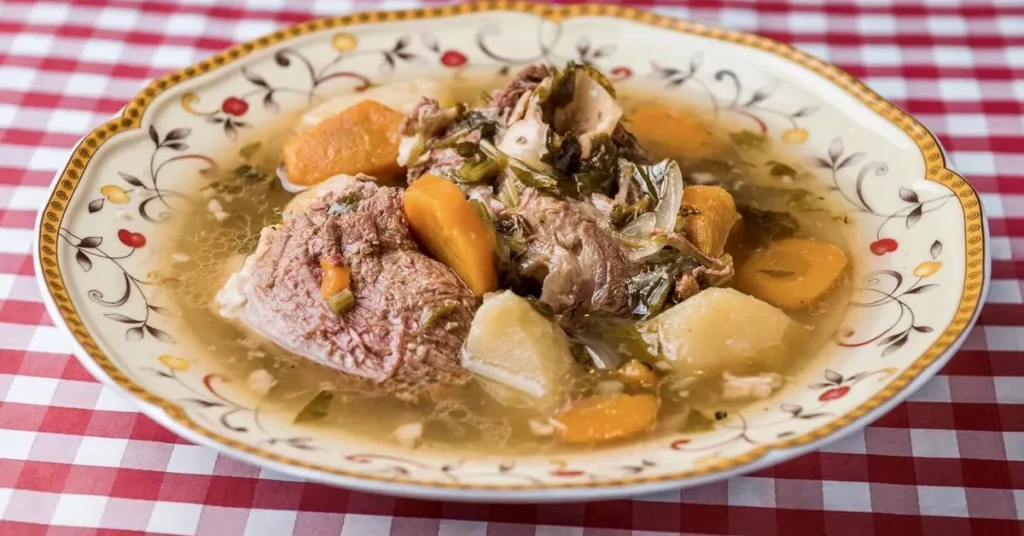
<box><xmin>553</xmin><ymin>393</ymin><xmax>659</xmax><ymax>444</ymax></box>
<box><xmin>735</xmin><ymin>237</ymin><xmax>848</xmax><ymax>309</ymax></box>
<box><xmin>282</xmin><ymin>100</ymin><xmax>404</xmax><ymax>187</ymax></box>
<box><xmin>403</xmin><ymin>175</ymin><xmax>498</xmax><ymax>295</ymax></box>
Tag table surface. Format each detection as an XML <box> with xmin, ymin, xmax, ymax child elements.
<box><xmin>1</xmin><ymin>0</ymin><xmax>1022</xmax><ymax>534</ymax></box>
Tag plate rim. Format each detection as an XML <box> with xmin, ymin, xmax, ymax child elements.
<box><xmin>32</xmin><ymin>1</ymin><xmax>990</xmax><ymax>501</ymax></box>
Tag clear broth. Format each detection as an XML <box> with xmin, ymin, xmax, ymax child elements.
<box><xmin>162</xmin><ymin>77</ymin><xmax>851</xmax><ymax>453</ymax></box>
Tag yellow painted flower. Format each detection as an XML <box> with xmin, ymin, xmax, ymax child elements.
<box><xmin>159</xmin><ymin>354</ymin><xmax>190</xmax><ymax>372</ymax></box>
<box><xmin>100</xmin><ymin>185</ymin><xmax>129</xmax><ymax>204</ymax></box>
<box><xmin>332</xmin><ymin>33</ymin><xmax>358</xmax><ymax>52</ymax></box>
<box><xmin>781</xmin><ymin>128</ymin><xmax>808</xmax><ymax>145</ymax></box>
<box><xmin>913</xmin><ymin>260</ymin><xmax>941</xmax><ymax>278</ymax></box>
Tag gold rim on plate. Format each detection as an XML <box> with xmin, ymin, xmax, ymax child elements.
<box><xmin>36</xmin><ymin>1</ymin><xmax>986</xmax><ymax>490</ymax></box>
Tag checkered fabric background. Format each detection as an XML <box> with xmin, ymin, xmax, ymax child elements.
<box><xmin>0</xmin><ymin>0</ymin><xmax>1022</xmax><ymax>534</ymax></box>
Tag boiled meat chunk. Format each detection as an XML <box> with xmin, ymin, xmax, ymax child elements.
<box><xmin>216</xmin><ymin>177</ymin><xmax>475</xmax><ymax>389</ymax></box>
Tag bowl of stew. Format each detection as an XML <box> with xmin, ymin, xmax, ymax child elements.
<box><xmin>35</xmin><ymin>3</ymin><xmax>988</xmax><ymax>502</ymax></box>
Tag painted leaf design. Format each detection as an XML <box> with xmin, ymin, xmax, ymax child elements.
<box><xmin>828</xmin><ymin>138</ymin><xmax>844</xmax><ymax>163</ymax></box>
<box><xmin>780</xmin><ymin>403</ymin><xmax>802</xmax><ymax>415</ymax></box>
<box><xmin>899</xmin><ymin>187</ymin><xmax>919</xmax><ymax>203</ymax></box>
<box><xmin>836</xmin><ymin>152</ymin><xmax>865</xmax><ymax>170</ymax></box>
<box><xmin>148</xmin><ymin>304</ymin><xmax>170</xmax><ymax>315</ymax></box>
<box><xmin>808</xmin><ymin>382</ymin><xmax>834</xmax><ymax>389</ymax></box>
<box><xmin>744</xmin><ymin>79</ymin><xmax>778</xmax><ymax>107</ymax></box>
<box><xmin>77</xmin><ymin>236</ymin><xmax>102</xmax><ymax>248</ymax></box>
<box><xmin>930</xmin><ymin>240</ymin><xmax>943</xmax><ymax>259</ymax></box>
<box><xmin>148</xmin><ymin>125</ymin><xmax>159</xmax><ymax>145</ymax></box>
<box><xmin>824</xmin><ymin>369</ymin><xmax>843</xmax><ymax>383</ymax></box>
<box><xmin>905</xmin><ymin>284</ymin><xmax>938</xmax><ymax>295</ymax></box>
<box><xmin>126</xmin><ymin>326</ymin><xmax>144</xmax><ymax>341</ymax></box>
<box><xmin>164</xmin><ymin>128</ymin><xmax>191</xmax><ymax>141</ymax></box>
<box><xmin>791</xmin><ymin>106</ymin><xmax>819</xmax><ymax>118</ymax></box>
<box><xmin>242</xmin><ymin>67</ymin><xmax>270</xmax><ymax>88</ymax></box>
<box><xmin>75</xmin><ymin>250</ymin><xmax>92</xmax><ymax>272</ymax></box>
<box><xmin>905</xmin><ymin>204</ymin><xmax>923</xmax><ymax>228</ymax></box>
<box><xmin>421</xmin><ymin>32</ymin><xmax>439</xmax><ymax>52</ymax></box>
<box><xmin>689</xmin><ymin>51</ymin><xmax>703</xmax><ymax>73</ymax></box>
<box><xmin>810</xmin><ymin>157</ymin><xmax>833</xmax><ymax>169</ymax></box>
<box><xmin>878</xmin><ymin>331</ymin><xmax>907</xmax><ymax>346</ymax></box>
<box><xmin>798</xmin><ymin>412</ymin><xmax>830</xmax><ymax>420</ymax></box>
<box><xmin>913</xmin><ymin>326</ymin><xmax>934</xmax><ymax>333</ymax></box>
<box><xmin>104</xmin><ymin>313</ymin><xmax>140</xmax><ymax>323</ymax></box>
<box><xmin>263</xmin><ymin>92</ymin><xmax>280</xmax><ymax>114</ymax></box>
<box><xmin>118</xmin><ymin>172</ymin><xmax>144</xmax><ymax>187</ymax></box>
<box><xmin>182</xmin><ymin>398</ymin><xmax>222</xmax><ymax>408</ymax></box>
<box><xmin>145</xmin><ymin>325</ymin><xmax>176</xmax><ymax>344</ymax></box>
<box><xmin>88</xmin><ymin>198</ymin><xmax>104</xmax><ymax>213</ymax></box>
<box><xmin>163</xmin><ymin>142</ymin><xmax>188</xmax><ymax>151</ymax></box>
<box><xmin>274</xmin><ymin>50</ymin><xmax>290</xmax><ymax>66</ymax></box>
<box><xmin>881</xmin><ymin>334</ymin><xmax>909</xmax><ymax>356</ymax></box>
<box><xmin>593</xmin><ymin>44</ymin><xmax>616</xmax><ymax>58</ymax></box>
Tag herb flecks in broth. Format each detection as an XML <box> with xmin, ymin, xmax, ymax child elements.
<box><xmin>166</xmin><ymin>64</ymin><xmax>851</xmax><ymax>454</ymax></box>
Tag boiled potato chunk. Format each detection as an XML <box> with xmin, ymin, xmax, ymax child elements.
<box><xmin>282</xmin><ymin>100</ymin><xmax>405</xmax><ymax>188</ymax></box>
<box><xmin>298</xmin><ymin>78</ymin><xmax>454</xmax><ymax>132</ymax></box>
<box><xmin>403</xmin><ymin>175</ymin><xmax>497</xmax><ymax>295</ymax></box>
<box><xmin>462</xmin><ymin>291</ymin><xmax>575</xmax><ymax>413</ymax></box>
<box><xmin>654</xmin><ymin>287</ymin><xmax>794</xmax><ymax>374</ymax></box>
<box><xmin>680</xmin><ymin>186</ymin><xmax>738</xmax><ymax>258</ymax></box>
<box><xmin>554</xmin><ymin>393</ymin><xmax>659</xmax><ymax>444</ymax></box>
<box><xmin>626</xmin><ymin>106</ymin><xmax>726</xmax><ymax>159</ymax></box>
<box><xmin>735</xmin><ymin>238</ymin><xmax>848</xmax><ymax>309</ymax></box>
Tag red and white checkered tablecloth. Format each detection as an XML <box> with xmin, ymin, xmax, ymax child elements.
<box><xmin>0</xmin><ymin>0</ymin><xmax>1022</xmax><ymax>534</ymax></box>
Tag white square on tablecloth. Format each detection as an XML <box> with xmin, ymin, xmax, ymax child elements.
<box><xmin>10</xmin><ymin>33</ymin><xmax>54</xmax><ymax>56</ymax></box>
<box><xmin>28</xmin><ymin>325</ymin><xmax>73</xmax><ymax>354</ymax></box>
<box><xmin>944</xmin><ymin>114</ymin><xmax>989</xmax><ymax>137</ymax></box>
<box><xmin>927</xmin><ymin>15</ymin><xmax>968</xmax><ymax>35</ymax></box>
<box><xmin>147</xmin><ymin>501</ymin><xmax>203</xmax><ymax>536</ymax></box>
<box><xmin>820</xmin><ymin>429</ymin><xmax>867</xmax><ymax>454</ymax></box>
<box><xmin>988</xmin><ymin>280</ymin><xmax>1023</xmax><ymax>304</ymax></box>
<box><xmin>822</xmin><ymin>481</ymin><xmax>872</xmax><ymax>512</ymax></box>
<box><xmin>981</xmin><ymin>326</ymin><xmax>1024</xmax><ymax>352</ymax></box>
<box><xmin>25</xmin><ymin>3</ymin><xmax>70</xmax><ymax>24</ymax></box>
<box><xmin>73</xmin><ymin>436</ymin><xmax>129</xmax><ymax>467</ymax></box>
<box><xmin>951</xmin><ymin>151</ymin><xmax>997</xmax><ymax>176</ymax></box>
<box><xmin>909</xmin><ymin>376</ymin><xmax>951</xmax><ymax>403</ymax></box>
<box><xmin>994</xmin><ymin>377</ymin><xmax>1024</xmax><ymax>404</ymax></box>
<box><xmin>243</xmin><ymin>509</ymin><xmax>299</xmax><ymax>536</ymax></box>
<box><xmin>45</xmin><ymin>109</ymin><xmax>100</xmax><ymax>135</ymax></box>
<box><xmin>340</xmin><ymin>514</ymin><xmax>392</xmax><ymax>536</ymax></box>
<box><xmin>932</xmin><ymin>46</ymin><xmax>975</xmax><ymax>67</ymax></box>
<box><xmin>718</xmin><ymin>8</ymin><xmax>757</xmax><ymax>30</ymax></box>
<box><xmin>95</xmin><ymin>7</ymin><xmax>141</xmax><ymax>30</ymax></box>
<box><xmin>787</xmin><ymin>12</ymin><xmax>828</xmax><ymax>32</ymax></box>
<box><xmin>438</xmin><ymin>519</ymin><xmax>489</xmax><ymax>536</ymax></box>
<box><xmin>917</xmin><ymin>486</ymin><xmax>969</xmax><ymax>517</ymax></box>
<box><xmin>151</xmin><ymin>45</ymin><xmax>198</xmax><ymax>69</ymax></box>
<box><xmin>80</xmin><ymin>39</ymin><xmax>126</xmax><ymax>63</ymax></box>
<box><xmin>0</xmin><ymin>429</ymin><xmax>36</xmax><ymax>459</ymax></box>
<box><xmin>64</xmin><ymin>72</ymin><xmax>111</xmax><ymax>98</ymax></box>
<box><xmin>939</xmin><ymin>78</ymin><xmax>983</xmax><ymax>101</ymax></box>
<box><xmin>0</xmin><ymin>66</ymin><xmax>36</xmax><ymax>91</ymax></box>
<box><xmin>5</xmin><ymin>375</ymin><xmax>58</xmax><ymax>406</ymax></box>
<box><xmin>51</xmin><ymin>494</ymin><xmax>109</xmax><ymax>527</ymax></box>
<box><xmin>165</xmin><ymin>13</ymin><xmax>208</xmax><ymax>36</ymax></box>
<box><xmin>863</xmin><ymin>77</ymin><xmax>907</xmax><ymax>100</ymax></box>
<box><xmin>166</xmin><ymin>444</ymin><xmax>218</xmax><ymax>474</ymax></box>
<box><xmin>535</xmin><ymin>526</ymin><xmax>584</xmax><ymax>536</ymax></box>
<box><xmin>0</xmin><ymin>489</ymin><xmax>12</xmax><ymax>517</ymax></box>
<box><xmin>8</xmin><ymin>185</ymin><xmax>49</xmax><ymax>211</ymax></box>
<box><xmin>94</xmin><ymin>386</ymin><xmax>137</xmax><ymax>412</ymax></box>
<box><xmin>910</xmin><ymin>429</ymin><xmax>961</xmax><ymax>458</ymax></box>
<box><xmin>860</xmin><ymin>45</ymin><xmax>903</xmax><ymax>66</ymax></box>
<box><xmin>231</xmin><ymin>20</ymin><xmax>279</xmax><ymax>42</ymax></box>
<box><xmin>728</xmin><ymin>476</ymin><xmax>776</xmax><ymax>507</ymax></box>
<box><xmin>856</xmin><ymin>14</ymin><xmax>897</xmax><ymax>35</ymax></box>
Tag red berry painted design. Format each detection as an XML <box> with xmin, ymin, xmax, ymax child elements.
<box><xmin>440</xmin><ymin>50</ymin><xmax>467</xmax><ymax>67</ymax></box>
<box><xmin>869</xmin><ymin>238</ymin><xmax>898</xmax><ymax>255</ymax></box>
<box><xmin>118</xmin><ymin>229</ymin><xmax>146</xmax><ymax>248</ymax></box>
<box><xmin>609</xmin><ymin>66</ymin><xmax>633</xmax><ymax>81</ymax></box>
<box><xmin>221</xmin><ymin>97</ymin><xmax>249</xmax><ymax>116</ymax></box>
<box><xmin>819</xmin><ymin>386</ymin><xmax>850</xmax><ymax>401</ymax></box>
<box><xmin>551</xmin><ymin>469</ymin><xmax>584</xmax><ymax>477</ymax></box>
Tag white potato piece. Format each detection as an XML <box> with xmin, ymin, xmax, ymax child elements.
<box><xmin>654</xmin><ymin>287</ymin><xmax>794</xmax><ymax>374</ymax></box>
<box><xmin>462</xmin><ymin>291</ymin><xmax>575</xmax><ymax>413</ymax></box>
<box><xmin>297</xmin><ymin>79</ymin><xmax>455</xmax><ymax>132</ymax></box>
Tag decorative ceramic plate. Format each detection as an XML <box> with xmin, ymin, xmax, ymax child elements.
<box><xmin>34</xmin><ymin>2</ymin><xmax>988</xmax><ymax>502</ymax></box>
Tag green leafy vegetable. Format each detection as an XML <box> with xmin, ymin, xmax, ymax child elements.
<box><xmin>420</xmin><ymin>303</ymin><xmax>457</xmax><ymax>329</ymax></box>
<box><xmin>326</xmin><ymin>289</ymin><xmax>355</xmax><ymax>315</ymax></box>
<box><xmin>581</xmin><ymin>64</ymin><xmax>616</xmax><ymax>98</ymax></box>
<box><xmin>570</xmin><ymin>133</ymin><xmax>619</xmax><ymax>197</ymax></box>
<box><xmin>609</xmin><ymin>198</ymin><xmax>652</xmax><ymax>228</ymax></box>
<box><xmin>453</xmin><ymin>153</ymin><xmax>502</xmax><ymax>184</ymax></box>
<box><xmin>737</xmin><ymin>205</ymin><xmax>799</xmax><ymax>246</ymax></box>
<box><xmin>294</xmin><ymin>390</ymin><xmax>333</xmax><ymax>423</ymax></box>
<box><xmin>729</xmin><ymin>130</ymin><xmax>767</xmax><ymax>148</ymax></box>
<box><xmin>509</xmin><ymin>159</ymin><xmax>559</xmax><ymax>190</ymax></box>
<box><xmin>767</xmin><ymin>161</ymin><xmax>799</xmax><ymax>178</ymax></box>
<box><xmin>327</xmin><ymin>192</ymin><xmax>361</xmax><ymax>216</ymax></box>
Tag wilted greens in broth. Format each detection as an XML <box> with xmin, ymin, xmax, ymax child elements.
<box><xmin>165</xmin><ymin>65</ymin><xmax>850</xmax><ymax>453</ymax></box>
